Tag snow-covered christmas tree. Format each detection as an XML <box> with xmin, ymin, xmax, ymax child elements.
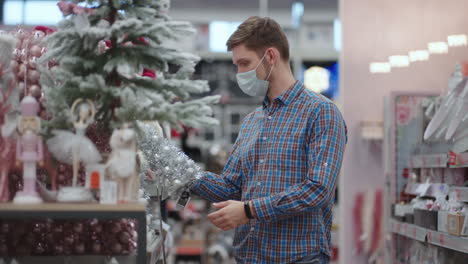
<box><xmin>40</xmin><ymin>0</ymin><xmax>219</xmax><ymax>138</ymax></box>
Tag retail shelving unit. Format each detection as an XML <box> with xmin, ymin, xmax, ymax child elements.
<box><xmin>384</xmin><ymin>92</ymin><xmax>468</xmax><ymax>263</ymax></box>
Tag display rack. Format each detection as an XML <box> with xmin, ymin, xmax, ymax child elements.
<box><xmin>0</xmin><ymin>203</ymin><xmax>147</xmax><ymax>264</ymax></box>
<box><xmin>385</xmin><ymin>92</ymin><xmax>468</xmax><ymax>263</ymax></box>
<box><xmin>390</xmin><ymin>219</ymin><xmax>468</xmax><ymax>253</ymax></box>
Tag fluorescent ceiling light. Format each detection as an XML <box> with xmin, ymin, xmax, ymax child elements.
<box><xmin>428</xmin><ymin>42</ymin><xmax>449</xmax><ymax>54</ymax></box>
<box><xmin>389</xmin><ymin>55</ymin><xmax>410</xmax><ymax>68</ymax></box>
<box><xmin>447</xmin><ymin>34</ymin><xmax>467</xmax><ymax>47</ymax></box>
<box><xmin>408</xmin><ymin>50</ymin><xmax>430</xmax><ymax>62</ymax></box>
<box><xmin>369</xmin><ymin>62</ymin><xmax>391</xmax><ymax>73</ymax></box>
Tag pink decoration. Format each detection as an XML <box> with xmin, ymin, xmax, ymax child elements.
<box><xmin>27</xmin><ymin>69</ymin><xmax>40</xmax><ymax>84</ymax></box>
<box><xmin>30</xmin><ymin>45</ymin><xmax>42</xmax><ymax>58</ymax></box>
<box><xmin>20</xmin><ymin>95</ymin><xmax>39</xmax><ymax>116</ymax></box>
<box><xmin>396</xmin><ymin>104</ymin><xmax>411</xmax><ymax>126</ymax></box>
<box><xmin>18</xmin><ymin>63</ymin><xmax>27</xmax><ymax>80</ymax></box>
<box><xmin>29</xmin><ymin>85</ymin><xmax>42</xmax><ymax>99</ymax></box>
<box><xmin>13</xmin><ymin>96</ymin><xmax>43</xmax><ymax>203</ymax></box>
<box><xmin>0</xmin><ymin>69</ymin><xmax>16</xmax><ymax>202</ymax></box>
<box><xmin>9</xmin><ymin>60</ymin><xmax>19</xmax><ymax>74</ymax></box>
<box><xmin>142</xmin><ymin>68</ymin><xmax>156</xmax><ymax>78</ymax></box>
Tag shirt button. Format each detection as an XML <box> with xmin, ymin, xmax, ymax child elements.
<box><xmin>257</xmin><ymin>182</ymin><xmax>262</xmax><ymax>186</ymax></box>
<box><xmin>259</xmin><ymin>159</ymin><xmax>264</xmax><ymax>164</ymax></box>
<box><xmin>267</xmin><ymin>116</ymin><xmax>272</xmax><ymax>120</ymax></box>
<box><xmin>262</xmin><ymin>137</ymin><xmax>267</xmax><ymax>141</ymax></box>
<box><xmin>250</xmin><ymin>227</ymin><xmax>255</xmax><ymax>231</ymax></box>
<box><xmin>323</xmin><ymin>163</ymin><xmax>328</xmax><ymax>167</ymax></box>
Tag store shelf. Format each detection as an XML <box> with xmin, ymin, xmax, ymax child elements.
<box><xmin>404</xmin><ymin>183</ymin><xmax>450</xmax><ymax>197</ymax></box>
<box><xmin>427</xmin><ymin>229</ymin><xmax>468</xmax><ymax>253</ymax></box>
<box><xmin>390</xmin><ymin>219</ymin><xmax>468</xmax><ymax>253</ymax></box>
<box><xmin>449</xmin><ymin>151</ymin><xmax>468</xmax><ymax>168</ymax></box>
<box><xmin>0</xmin><ymin>202</ymin><xmax>146</xmax><ymax>212</ymax></box>
<box><xmin>450</xmin><ymin>187</ymin><xmax>468</xmax><ymax>202</ymax></box>
<box><xmin>410</xmin><ymin>153</ymin><xmax>448</xmax><ymax>168</ymax></box>
<box><xmin>390</xmin><ymin>219</ymin><xmax>427</xmax><ymax>242</ymax></box>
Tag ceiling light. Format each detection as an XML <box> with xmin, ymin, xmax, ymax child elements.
<box><xmin>428</xmin><ymin>42</ymin><xmax>448</xmax><ymax>54</ymax></box>
<box><xmin>447</xmin><ymin>34</ymin><xmax>467</xmax><ymax>47</ymax></box>
<box><xmin>408</xmin><ymin>50</ymin><xmax>430</xmax><ymax>62</ymax></box>
<box><xmin>389</xmin><ymin>55</ymin><xmax>410</xmax><ymax>67</ymax></box>
<box><xmin>369</xmin><ymin>62</ymin><xmax>391</xmax><ymax>73</ymax></box>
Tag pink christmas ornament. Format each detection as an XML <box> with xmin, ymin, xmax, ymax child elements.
<box><xmin>27</xmin><ymin>69</ymin><xmax>40</xmax><ymax>84</ymax></box>
<box><xmin>118</xmin><ymin>231</ymin><xmax>130</xmax><ymax>244</ymax></box>
<box><xmin>92</xmin><ymin>241</ymin><xmax>102</xmax><ymax>254</ymax></box>
<box><xmin>74</xmin><ymin>241</ymin><xmax>85</xmax><ymax>254</ymax></box>
<box><xmin>28</xmin><ymin>56</ymin><xmax>38</xmax><ymax>69</ymax></box>
<box><xmin>73</xmin><ymin>222</ymin><xmax>84</xmax><ymax>233</ymax></box>
<box><xmin>18</xmin><ymin>64</ymin><xmax>27</xmax><ymax>80</ymax></box>
<box><xmin>111</xmin><ymin>242</ymin><xmax>123</xmax><ymax>254</ymax></box>
<box><xmin>9</xmin><ymin>60</ymin><xmax>19</xmax><ymax>73</ymax></box>
<box><xmin>29</xmin><ymin>85</ymin><xmax>41</xmax><ymax>99</ymax></box>
<box><xmin>53</xmin><ymin>244</ymin><xmax>64</xmax><ymax>254</ymax></box>
<box><xmin>29</xmin><ymin>45</ymin><xmax>42</xmax><ymax>58</ymax></box>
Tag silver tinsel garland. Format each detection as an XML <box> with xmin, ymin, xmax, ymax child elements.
<box><xmin>137</xmin><ymin>121</ymin><xmax>201</xmax><ymax>200</ymax></box>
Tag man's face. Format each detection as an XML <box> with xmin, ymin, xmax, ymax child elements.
<box><xmin>232</xmin><ymin>44</ymin><xmax>269</xmax><ymax>79</ymax></box>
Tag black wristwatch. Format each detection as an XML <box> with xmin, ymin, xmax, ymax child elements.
<box><xmin>244</xmin><ymin>201</ymin><xmax>254</xmax><ymax>219</ymax></box>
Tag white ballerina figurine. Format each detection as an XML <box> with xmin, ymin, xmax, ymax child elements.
<box><xmin>47</xmin><ymin>98</ymin><xmax>102</xmax><ymax>202</ymax></box>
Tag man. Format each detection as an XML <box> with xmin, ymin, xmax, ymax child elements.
<box><xmin>190</xmin><ymin>16</ymin><xmax>347</xmax><ymax>263</ymax></box>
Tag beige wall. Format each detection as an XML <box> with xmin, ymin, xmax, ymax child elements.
<box><xmin>339</xmin><ymin>0</ymin><xmax>468</xmax><ymax>263</ymax></box>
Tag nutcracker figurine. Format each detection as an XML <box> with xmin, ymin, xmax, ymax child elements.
<box><xmin>13</xmin><ymin>96</ymin><xmax>43</xmax><ymax>203</ymax></box>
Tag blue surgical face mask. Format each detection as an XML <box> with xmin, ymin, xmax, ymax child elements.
<box><xmin>236</xmin><ymin>51</ymin><xmax>274</xmax><ymax>97</ymax></box>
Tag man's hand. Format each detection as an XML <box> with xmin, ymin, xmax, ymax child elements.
<box><xmin>208</xmin><ymin>200</ymin><xmax>249</xmax><ymax>231</ymax></box>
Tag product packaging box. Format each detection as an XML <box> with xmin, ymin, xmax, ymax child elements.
<box><xmin>414</xmin><ymin>209</ymin><xmax>438</xmax><ymax>230</ymax></box>
<box><xmin>447</xmin><ymin>212</ymin><xmax>467</xmax><ymax>236</ymax></box>
<box><xmin>437</xmin><ymin>211</ymin><xmax>449</xmax><ymax>233</ymax></box>
<box><xmin>394</xmin><ymin>204</ymin><xmax>414</xmax><ymax>217</ymax></box>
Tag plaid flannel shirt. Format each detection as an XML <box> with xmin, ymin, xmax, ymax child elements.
<box><xmin>191</xmin><ymin>81</ymin><xmax>347</xmax><ymax>263</ymax></box>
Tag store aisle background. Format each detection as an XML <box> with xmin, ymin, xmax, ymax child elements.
<box><xmin>340</xmin><ymin>0</ymin><xmax>468</xmax><ymax>263</ymax></box>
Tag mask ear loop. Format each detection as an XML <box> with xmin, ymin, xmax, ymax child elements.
<box><xmin>265</xmin><ymin>64</ymin><xmax>274</xmax><ymax>81</ymax></box>
<box><xmin>254</xmin><ymin>51</ymin><xmax>269</xmax><ymax>70</ymax></box>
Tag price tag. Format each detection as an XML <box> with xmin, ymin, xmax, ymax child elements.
<box><xmin>449</xmin><ymin>151</ymin><xmax>457</xmax><ymax>166</ymax></box>
<box><xmin>100</xmin><ymin>181</ymin><xmax>117</xmax><ymax>204</ymax></box>
<box><xmin>439</xmin><ymin>233</ymin><xmax>444</xmax><ymax>245</ymax></box>
<box><xmin>176</xmin><ymin>189</ymin><xmax>191</xmax><ymax>210</ymax></box>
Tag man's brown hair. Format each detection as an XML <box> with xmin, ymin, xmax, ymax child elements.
<box><xmin>226</xmin><ymin>16</ymin><xmax>290</xmax><ymax>61</ymax></box>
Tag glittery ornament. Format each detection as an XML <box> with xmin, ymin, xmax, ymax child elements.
<box><xmin>137</xmin><ymin>122</ymin><xmax>202</xmax><ymax>199</ymax></box>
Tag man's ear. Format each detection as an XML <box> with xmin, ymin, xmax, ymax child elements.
<box><xmin>267</xmin><ymin>48</ymin><xmax>279</xmax><ymax>64</ymax></box>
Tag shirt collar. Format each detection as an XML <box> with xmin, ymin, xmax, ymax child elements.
<box><xmin>263</xmin><ymin>80</ymin><xmax>302</xmax><ymax>108</ymax></box>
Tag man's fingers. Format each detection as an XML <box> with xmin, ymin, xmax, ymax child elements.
<box><xmin>212</xmin><ymin>201</ymin><xmax>230</xmax><ymax>209</ymax></box>
<box><xmin>207</xmin><ymin>209</ymin><xmax>224</xmax><ymax>220</ymax></box>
